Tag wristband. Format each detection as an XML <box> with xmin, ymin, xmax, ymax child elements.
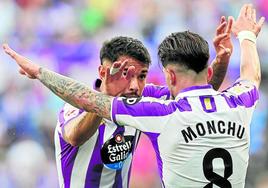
<box><xmin>237</xmin><ymin>31</ymin><xmax>256</xmax><ymax>44</ymax></box>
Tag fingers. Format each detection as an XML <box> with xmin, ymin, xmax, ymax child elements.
<box><xmin>246</xmin><ymin>4</ymin><xmax>252</xmax><ymax>19</ymax></box>
<box><xmin>239</xmin><ymin>4</ymin><xmax>248</xmax><ymax>18</ymax></box>
<box><xmin>219</xmin><ymin>44</ymin><xmax>231</xmax><ymax>56</ymax></box>
<box><xmin>3</xmin><ymin>44</ymin><xmax>17</xmax><ymax>59</ymax></box>
<box><xmin>118</xmin><ymin>60</ymin><xmax>128</xmax><ymax>73</ymax></box>
<box><xmin>109</xmin><ymin>60</ymin><xmax>127</xmax><ymax>76</ymax></box>
<box><xmin>213</xmin><ymin>33</ymin><xmax>228</xmax><ymax>46</ymax></box>
<box><xmin>109</xmin><ymin>65</ymin><xmax>120</xmax><ymax>75</ymax></box>
<box><xmin>252</xmin><ymin>9</ymin><xmax>256</xmax><ymax>22</ymax></box>
<box><xmin>257</xmin><ymin>17</ymin><xmax>266</xmax><ymax>29</ymax></box>
<box><xmin>19</xmin><ymin>68</ymin><xmax>26</xmax><ymax>75</ymax></box>
<box><xmin>255</xmin><ymin>16</ymin><xmax>266</xmax><ymax>35</ymax></box>
<box><xmin>220</xmin><ymin>16</ymin><xmax>226</xmax><ymax>24</ymax></box>
<box><xmin>216</xmin><ymin>21</ymin><xmax>227</xmax><ymax>35</ymax></box>
<box><xmin>225</xmin><ymin>16</ymin><xmax>234</xmax><ymax>34</ymax></box>
<box><xmin>125</xmin><ymin>66</ymin><xmax>135</xmax><ymax>80</ymax></box>
<box><xmin>18</xmin><ymin>67</ymin><xmax>35</xmax><ymax>79</ymax></box>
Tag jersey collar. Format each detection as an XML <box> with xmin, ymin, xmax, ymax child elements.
<box><xmin>175</xmin><ymin>84</ymin><xmax>219</xmax><ymax>99</ymax></box>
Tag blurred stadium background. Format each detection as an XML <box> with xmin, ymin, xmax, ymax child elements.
<box><xmin>0</xmin><ymin>0</ymin><xmax>267</xmax><ymax>187</ymax></box>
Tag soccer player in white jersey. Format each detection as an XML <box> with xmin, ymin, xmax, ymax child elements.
<box><xmin>54</xmin><ymin>30</ymin><xmax>231</xmax><ymax>188</ymax></box>
<box><xmin>3</xmin><ymin>6</ymin><xmax>256</xmax><ymax>188</ymax></box>
<box><xmin>55</xmin><ymin>36</ymin><xmax>153</xmax><ymax>188</ymax></box>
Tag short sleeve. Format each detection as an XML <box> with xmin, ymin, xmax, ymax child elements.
<box><xmin>111</xmin><ymin>96</ymin><xmax>189</xmax><ymax>133</ymax></box>
<box><xmin>142</xmin><ymin>84</ymin><xmax>171</xmax><ymax>99</ymax></box>
<box><xmin>223</xmin><ymin>79</ymin><xmax>259</xmax><ymax>125</ymax></box>
<box><xmin>56</xmin><ymin>103</ymin><xmax>85</xmax><ymax>136</ymax></box>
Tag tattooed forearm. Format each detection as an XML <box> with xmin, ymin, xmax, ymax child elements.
<box><xmin>37</xmin><ymin>67</ymin><xmax>112</xmax><ymax>120</ymax></box>
<box><xmin>209</xmin><ymin>58</ymin><xmax>229</xmax><ymax>91</ymax></box>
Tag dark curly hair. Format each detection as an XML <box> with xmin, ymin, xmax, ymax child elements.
<box><xmin>100</xmin><ymin>36</ymin><xmax>151</xmax><ymax>65</ymax></box>
<box><xmin>158</xmin><ymin>31</ymin><xmax>209</xmax><ymax>73</ymax></box>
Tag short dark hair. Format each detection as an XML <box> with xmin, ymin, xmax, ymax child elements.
<box><xmin>158</xmin><ymin>31</ymin><xmax>209</xmax><ymax>73</ymax></box>
<box><xmin>100</xmin><ymin>36</ymin><xmax>151</xmax><ymax>65</ymax></box>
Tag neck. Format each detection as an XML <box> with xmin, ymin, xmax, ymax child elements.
<box><xmin>171</xmin><ymin>69</ymin><xmax>208</xmax><ymax>99</ymax></box>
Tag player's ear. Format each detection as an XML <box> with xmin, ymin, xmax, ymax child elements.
<box><xmin>98</xmin><ymin>65</ymin><xmax>106</xmax><ymax>79</ymax></box>
<box><xmin>207</xmin><ymin>66</ymin><xmax>213</xmax><ymax>82</ymax></box>
<box><xmin>168</xmin><ymin>68</ymin><xmax>176</xmax><ymax>86</ymax></box>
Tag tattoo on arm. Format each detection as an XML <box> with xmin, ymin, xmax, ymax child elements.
<box><xmin>209</xmin><ymin>59</ymin><xmax>229</xmax><ymax>90</ymax></box>
<box><xmin>38</xmin><ymin>68</ymin><xmax>112</xmax><ymax>120</ymax></box>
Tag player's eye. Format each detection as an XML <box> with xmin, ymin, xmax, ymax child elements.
<box><xmin>139</xmin><ymin>74</ymin><xmax>147</xmax><ymax>80</ymax></box>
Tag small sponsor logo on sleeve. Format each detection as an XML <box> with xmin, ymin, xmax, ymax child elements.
<box><xmin>122</xmin><ymin>97</ymin><xmax>142</xmax><ymax>105</ymax></box>
<box><xmin>63</xmin><ymin>105</ymin><xmax>80</xmax><ymax>121</ymax></box>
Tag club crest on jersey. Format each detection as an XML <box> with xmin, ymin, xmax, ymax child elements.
<box><xmin>63</xmin><ymin>106</ymin><xmax>80</xmax><ymax>121</ymax></box>
<box><xmin>115</xmin><ymin>134</ymin><xmax>123</xmax><ymax>143</ymax></box>
<box><xmin>122</xmin><ymin>97</ymin><xmax>142</xmax><ymax>105</ymax></box>
<box><xmin>101</xmin><ymin>134</ymin><xmax>134</xmax><ymax>170</ymax></box>
<box><xmin>229</xmin><ymin>81</ymin><xmax>254</xmax><ymax>95</ymax></box>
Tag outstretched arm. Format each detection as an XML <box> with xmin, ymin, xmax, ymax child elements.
<box><xmin>232</xmin><ymin>4</ymin><xmax>265</xmax><ymax>88</ymax></box>
<box><xmin>209</xmin><ymin>16</ymin><xmax>233</xmax><ymax>90</ymax></box>
<box><xmin>3</xmin><ymin>44</ymin><xmax>131</xmax><ymax>120</ymax></box>
<box><xmin>39</xmin><ymin>67</ymin><xmax>113</xmax><ymax>119</ymax></box>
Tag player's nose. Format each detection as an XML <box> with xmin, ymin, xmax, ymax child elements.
<box><xmin>129</xmin><ymin>78</ymin><xmax>139</xmax><ymax>92</ymax></box>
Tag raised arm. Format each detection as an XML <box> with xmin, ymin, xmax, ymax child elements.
<box><xmin>232</xmin><ymin>4</ymin><xmax>265</xmax><ymax>88</ymax></box>
<box><xmin>61</xmin><ymin>62</ymin><xmax>130</xmax><ymax>146</ymax></box>
<box><xmin>2</xmin><ymin>44</ymin><xmax>134</xmax><ymax>120</ymax></box>
<box><xmin>209</xmin><ymin>16</ymin><xmax>233</xmax><ymax>90</ymax></box>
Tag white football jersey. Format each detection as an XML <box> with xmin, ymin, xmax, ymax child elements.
<box><xmin>111</xmin><ymin>80</ymin><xmax>259</xmax><ymax>188</ymax></box>
<box><xmin>54</xmin><ymin>84</ymin><xmax>170</xmax><ymax>188</ymax></box>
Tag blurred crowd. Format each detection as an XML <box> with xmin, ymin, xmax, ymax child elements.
<box><xmin>0</xmin><ymin>0</ymin><xmax>267</xmax><ymax>187</ymax></box>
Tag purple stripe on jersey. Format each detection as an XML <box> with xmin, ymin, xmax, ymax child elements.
<box><xmin>127</xmin><ymin>130</ymin><xmax>140</xmax><ymax>186</ymax></box>
<box><xmin>199</xmin><ymin>96</ymin><xmax>217</xmax><ymax>113</ymax></box>
<box><xmin>142</xmin><ymin>84</ymin><xmax>171</xmax><ymax>99</ymax></box>
<box><xmin>180</xmin><ymin>84</ymin><xmax>212</xmax><ymax>93</ymax></box>
<box><xmin>113</xmin><ymin>97</ymin><xmax>191</xmax><ymax>118</ymax></box>
<box><xmin>99</xmin><ymin>124</ymin><xmax>105</xmax><ymax>146</ymax></box>
<box><xmin>144</xmin><ymin>132</ymin><xmax>163</xmax><ymax>179</ymax></box>
<box><xmin>84</xmin><ymin>130</ymin><xmax>104</xmax><ymax>188</ymax></box>
<box><xmin>222</xmin><ymin>86</ymin><xmax>259</xmax><ymax>108</ymax></box>
<box><xmin>112</xmin><ymin>98</ymin><xmax>119</xmax><ymax>125</ymax></box>
<box><xmin>112</xmin><ymin>170</ymin><xmax>123</xmax><ymax>188</ymax></box>
<box><xmin>178</xmin><ymin>97</ymin><xmax>192</xmax><ymax>112</ymax></box>
<box><xmin>58</xmin><ymin>133</ymin><xmax>79</xmax><ymax>188</ymax></box>
<box><xmin>221</xmin><ymin>94</ymin><xmax>238</xmax><ymax>108</ymax></box>
<box><xmin>113</xmin><ymin>126</ymin><xmax>125</xmax><ymax>136</ymax></box>
<box><xmin>111</xmin><ymin>126</ymin><xmax>125</xmax><ymax>187</ymax></box>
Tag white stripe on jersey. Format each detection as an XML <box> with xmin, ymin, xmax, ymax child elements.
<box><xmin>70</xmin><ymin>131</ymin><xmax>98</xmax><ymax>188</ymax></box>
<box><xmin>54</xmin><ymin>123</ymin><xmax>64</xmax><ymax>188</ymax></box>
<box><xmin>116</xmin><ymin>115</ymin><xmax>168</xmax><ymax>133</ymax></box>
<box><xmin>121</xmin><ymin>155</ymin><xmax>133</xmax><ymax>187</ymax></box>
<box><xmin>99</xmin><ymin>165</ymin><xmax>116</xmax><ymax>187</ymax></box>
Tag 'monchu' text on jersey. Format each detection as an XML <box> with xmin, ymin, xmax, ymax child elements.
<box><xmin>181</xmin><ymin>120</ymin><xmax>245</xmax><ymax>143</ymax></box>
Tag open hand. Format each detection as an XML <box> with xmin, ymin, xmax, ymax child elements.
<box><xmin>232</xmin><ymin>4</ymin><xmax>265</xmax><ymax>37</ymax></box>
<box><xmin>3</xmin><ymin>44</ymin><xmax>40</xmax><ymax>79</ymax></box>
<box><xmin>102</xmin><ymin>60</ymin><xmax>135</xmax><ymax>96</ymax></box>
<box><xmin>213</xmin><ymin>16</ymin><xmax>234</xmax><ymax>63</ymax></box>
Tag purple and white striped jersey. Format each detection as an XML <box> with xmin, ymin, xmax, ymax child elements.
<box><xmin>111</xmin><ymin>80</ymin><xmax>259</xmax><ymax>188</ymax></box>
<box><xmin>54</xmin><ymin>84</ymin><xmax>170</xmax><ymax>188</ymax></box>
